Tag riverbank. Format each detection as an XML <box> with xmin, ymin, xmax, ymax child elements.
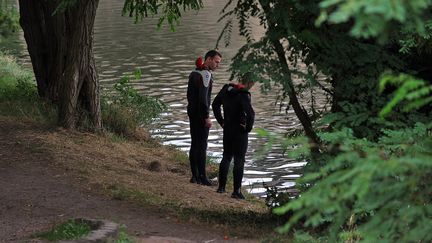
<box><xmin>0</xmin><ymin>52</ymin><xmax>285</xmax><ymax>242</ymax></box>
<box><xmin>0</xmin><ymin>116</ymin><xmax>283</xmax><ymax>241</ymax></box>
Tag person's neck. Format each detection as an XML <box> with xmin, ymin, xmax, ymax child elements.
<box><xmin>241</xmin><ymin>83</ymin><xmax>252</xmax><ymax>90</ymax></box>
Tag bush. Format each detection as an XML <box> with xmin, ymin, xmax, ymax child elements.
<box><xmin>274</xmin><ymin>123</ymin><xmax>432</xmax><ymax>242</ymax></box>
<box><xmin>102</xmin><ymin>69</ymin><xmax>166</xmax><ymax>136</ymax></box>
<box><xmin>264</xmin><ymin>185</ymin><xmax>295</xmax><ymax>209</ymax></box>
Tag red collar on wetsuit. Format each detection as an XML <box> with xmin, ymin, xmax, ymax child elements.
<box><xmin>231</xmin><ymin>83</ymin><xmax>246</xmax><ymax>90</ymax></box>
<box><xmin>195</xmin><ymin>56</ymin><xmax>208</xmax><ymax>70</ymax></box>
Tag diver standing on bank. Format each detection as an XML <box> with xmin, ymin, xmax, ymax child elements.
<box><xmin>187</xmin><ymin>50</ymin><xmax>222</xmax><ymax>186</ymax></box>
<box><xmin>212</xmin><ymin>72</ymin><xmax>255</xmax><ymax>199</ymax></box>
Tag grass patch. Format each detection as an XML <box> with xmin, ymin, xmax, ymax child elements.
<box><xmin>167</xmin><ymin>146</ymin><xmax>189</xmax><ymax>165</ymax></box>
<box><xmin>116</xmin><ymin>225</ymin><xmax>134</xmax><ymax>243</ymax></box>
<box><xmin>261</xmin><ymin>233</ymin><xmax>293</xmax><ymax>243</ymax></box>
<box><xmin>105</xmin><ymin>183</ymin><xmax>166</xmax><ymax>205</ymax></box>
<box><xmin>206</xmin><ymin>156</ymin><xmax>220</xmax><ymax>179</ymax></box>
<box><xmin>106</xmin><ymin>131</ymin><xmax>130</xmax><ymax>143</ymax></box>
<box><xmin>176</xmin><ymin>207</ymin><xmax>280</xmax><ymax>237</ymax></box>
<box><xmin>34</xmin><ymin>219</ymin><xmax>91</xmax><ymax>241</ymax></box>
<box><xmin>104</xmin><ymin>183</ymin><xmax>279</xmax><ymax>238</ymax></box>
<box><xmin>0</xmin><ymin>53</ymin><xmax>56</xmax><ymax>124</ymax></box>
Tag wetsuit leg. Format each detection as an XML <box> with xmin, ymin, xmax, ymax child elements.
<box><xmin>189</xmin><ymin>117</ymin><xmax>200</xmax><ymax>181</ymax></box>
<box><xmin>190</xmin><ymin>118</ymin><xmax>210</xmax><ymax>182</ymax></box>
<box><xmin>218</xmin><ymin>128</ymin><xmax>234</xmax><ymax>191</ymax></box>
<box><xmin>233</xmin><ymin>132</ymin><xmax>248</xmax><ymax>192</ymax></box>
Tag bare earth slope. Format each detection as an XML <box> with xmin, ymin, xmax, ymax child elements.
<box><xmin>0</xmin><ymin>117</ymin><xmax>266</xmax><ymax>242</ymax></box>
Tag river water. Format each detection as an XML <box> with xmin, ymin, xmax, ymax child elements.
<box><xmin>9</xmin><ymin>0</ymin><xmax>328</xmax><ymax>196</ymax></box>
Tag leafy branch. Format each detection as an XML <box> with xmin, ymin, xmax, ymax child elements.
<box><xmin>379</xmin><ymin>72</ymin><xmax>432</xmax><ymax>117</ymax></box>
<box><xmin>122</xmin><ymin>0</ymin><xmax>203</xmax><ymax>31</ymax></box>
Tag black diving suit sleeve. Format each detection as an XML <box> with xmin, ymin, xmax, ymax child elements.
<box><xmin>241</xmin><ymin>92</ymin><xmax>255</xmax><ymax>133</ymax></box>
<box><xmin>212</xmin><ymin>84</ymin><xmax>228</xmax><ymax>126</ymax></box>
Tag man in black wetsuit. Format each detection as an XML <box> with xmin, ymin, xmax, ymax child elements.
<box><xmin>187</xmin><ymin>50</ymin><xmax>222</xmax><ymax>186</ymax></box>
<box><xmin>212</xmin><ymin>73</ymin><xmax>255</xmax><ymax>199</ymax></box>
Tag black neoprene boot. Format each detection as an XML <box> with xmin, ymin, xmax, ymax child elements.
<box><xmin>216</xmin><ymin>186</ymin><xmax>226</xmax><ymax>193</ymax></box>
<box><xmin>199</xmin><ymin>175</ymin><xmax>212</xmax><ymax>186</ymax></box>
<box><xmin>231</xmin><ymin>189</ymin><xmax>245</xmax><ymax>199</ymax></box>
<box><xmin>217</xmin><ymin>174</ymin><xmax>227</xmax><ymax>193</ymax></box>
<box><xmin>189</xmin><ymin>176</ymin><xmax>201</xmax><ymax>184</ymax></box>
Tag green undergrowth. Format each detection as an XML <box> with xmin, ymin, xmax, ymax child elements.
<box><xmin>116</xmin><ymin>225</ymin><xmax>134</xmax><ymax>243</ymax></box>
<box><xmin>101</xmin><ymin>69</ymin><xmax>166</xmax><ymax>137</ymax></box>
<box><xmin>168</xmin><ymin>146</ymin><xmax>189</xmax><ymax>165</ymax></box>
<box><xmin>261</xmin><ymin>122</ymin><xmax>432</xmax><ymax>242</ymax></box>
<box><xmin>33</xmin><ymin>219</ymin><xmax>91</xmax><ymax>241</ymax></box>
<box><xmin>34</xmin><ymin>219</ymin><xmax>135</xmax><ymax>242</ymax></box>
<box><xmin>0</xmin><ymin>53</ymin><xmax>165</xmax><ymax>139</ymax></box>
<box><xmin>0</xmin><ymin>53</ymin><xmax>57</xmax><ymax>124</ymax></box>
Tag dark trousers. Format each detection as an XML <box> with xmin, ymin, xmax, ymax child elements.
<box><xmin>189</xmin><ymin>117</ymin><xmax>209</xmax><ymax>180</ymax></box>
<box><xmin>218</xmin><ymin>126</ymin><xmax>248</xmax><ymax>192</ymax></box>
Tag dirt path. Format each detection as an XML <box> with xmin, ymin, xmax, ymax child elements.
<box><xmin>0</xmin><ymin>118</ymin><xmax>261</xmax><ymax>242</ymax></box>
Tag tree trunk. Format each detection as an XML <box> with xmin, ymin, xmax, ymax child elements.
<box><xmin>273</xmin><ymin>41</ymin><xmax>321</xmax><ymax>145</ymax></box>
<box><xmin>259</xmin><ymin>0</ymin><xmax>321</xmax><ymax>154</ymax></box>
<box><xmin>18</xmin><ymin>1</ymin><xmax>64</xmax><ymax>101</ymax></box>
<box><xmin>19</xmin><ymin>0</ymin><xmax>101</xmax><ymax>129</ymax></box>
<box><xmin>272</xmin><ymin>40</ymin><xmax>321</xmax><ymax>154</ymax></box>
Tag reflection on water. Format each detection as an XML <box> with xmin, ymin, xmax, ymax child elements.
<box><xmin>8</xmin><ymin>0</ymin><xmax>328</xmax><ymax>196</ymax></box>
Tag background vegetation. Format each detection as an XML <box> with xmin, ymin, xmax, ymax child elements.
<box><xmin>0</xmin><ymin>53</ymin><xmax>57</xmax><ymax>123</ymax></box>
<box><xmin>0</xmin><ymin>0</ymin><xmax>19</xmax><ymax>42</ymax></box>
<box><xmin>218</xmin><ymin>0</ymin><xmax>432</xmax><ymax>242</ymax></box>
<box><xmin>0</xmin><ymin>52</ymin><xmax>164</xmax><ymax>137</ymax></box>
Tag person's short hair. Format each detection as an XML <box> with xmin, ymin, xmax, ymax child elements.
<box><xmin>239</xmin><ymin>72</ymin><xmax>254</xmax><ymax>84</ymax></box>
<box><xmin>205</xmin><ymin>50</ymin><xmax>222</xmax><ymax>60</ymax></box>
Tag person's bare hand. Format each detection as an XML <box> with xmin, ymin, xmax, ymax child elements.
<box><xmin>205</xmin><ymin>118</ymin><xmax>212</xmax><ymax>128</ymax></box>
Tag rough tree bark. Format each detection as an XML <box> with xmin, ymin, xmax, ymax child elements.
<box><xmin>19</xmin><ymin>0</ymin><xmax>101</xmax><ymax>129</ymax></box>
